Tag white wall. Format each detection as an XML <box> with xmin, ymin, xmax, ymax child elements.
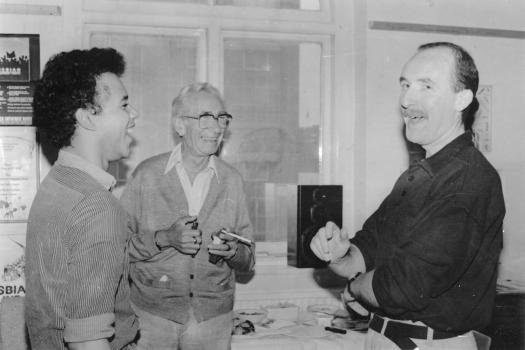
<box><xmin>367</xmin><ymin>0</ymin><xmax>525</xmax><ymax>32</ymax></box>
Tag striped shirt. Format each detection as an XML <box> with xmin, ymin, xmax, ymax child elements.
<box><xmin>25</xmin><ymin>150</ymin><xmax>138</xmax><ymax>350</ymax></box>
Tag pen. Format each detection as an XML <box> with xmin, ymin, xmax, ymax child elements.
<box><xmin>324</xmin><ymin>326</ymin><xmax>347</xmax><ymax>334</ymax></box>
<box><xmin>220</xmin><ymin>229</ymin><xmax>253</xmax><ymax>245</ymax></box>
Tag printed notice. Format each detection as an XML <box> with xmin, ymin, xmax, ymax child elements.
<box><xmin>0</xmin><ymin>234</ymin><xmax>26</xmax><ymax>301</ymax></box>
<box><xmin>0</xmin><ymin>82</ymin><xmax>35</xmax><ymax>125</ymax></box>
<box><xmin>0</xmin><ymin>126</ymin><xmax>39</xmax><ymax>223</ymax></box>
<box><xmin>0</xmin><ymin>34</ymin><xmax>40</xmax><ymax>125</ymax></box>
<box><xmin>473</xmin><ymin>85</ymin><xmax>492</xmax><ymax>153</ymax></box>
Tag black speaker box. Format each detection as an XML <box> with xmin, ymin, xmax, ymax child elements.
<box><xmin>287</xmin><ymin>185</ymin><xmax>343</xmax><ymax>268</ymax></box>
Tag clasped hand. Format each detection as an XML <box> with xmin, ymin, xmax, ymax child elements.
<box><xmin>208</xmin><ymin>230</ymin><xmax>238</xmax><ymax>261</ymax></box>
<box><xmin>160</xmin><ymin>217</ymin><xmax>237</xmax><ymax>259</ymax></box>
<box><xmin>309</xmin><ymin>221</ymin><xmax>350</xmax><ymax>262</ymax></box>
<box><xmin>161</xmin><ymin>216</ymin><xmax>202</xmax><ymax>255</ymax></box>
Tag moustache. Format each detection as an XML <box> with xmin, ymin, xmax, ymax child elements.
<box><xmin>400</xmin><ymin>107</ymin><xmax>426</xmax><ymax>119</ymax></box>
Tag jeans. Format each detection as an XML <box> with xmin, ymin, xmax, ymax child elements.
<box><xmin>132</xmin><ymin>304</ymin><xmax>233</xmax><ymax>350</ymax></box>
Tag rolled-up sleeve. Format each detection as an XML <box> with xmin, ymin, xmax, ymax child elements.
<box><xmin>64</xmin><ymin>313</ymin><xmax>114</xmax><ymax>343</ymax></box>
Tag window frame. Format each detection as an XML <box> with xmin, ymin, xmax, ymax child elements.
<box><xmin>82</xmin><ymin>2</ymin><xmax>339</xmax><ymax>267</ymax></box>
<box><xmin>219</xmin><ymin>30</ymin><xmax>333</xmax><ymax>260</ymax></box>
<box><xmin>83</xmin><ymin>24</ymin><xmax>207</xmax><ymax>81</ymax></box>
<box><xmin>82</xmin><ymin>0</ymin><xmax>332</xmax><ymax>24</ymax></box>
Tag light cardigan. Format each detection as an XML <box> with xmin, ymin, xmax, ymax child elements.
<box><xmin>121</xmin><ymin>151</ymin><xmax>255</xmax><ymax>324</ymax></box>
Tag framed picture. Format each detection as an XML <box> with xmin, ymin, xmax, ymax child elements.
<box><xmin>0</xmin><ymin>34</ymin><xmax>40</xmax><ymax>125</ymax></box>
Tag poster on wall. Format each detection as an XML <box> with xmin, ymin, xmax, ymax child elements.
<box><xmin>0</xmin><ymin>234</ymin><xmax>26</xmax><ymax>301</ymax></box>
<box><xmin>473</xmin><ymin>85</ymin><xmax>492</xmax><ymax>153</ymax></box>
<box><xmin>0</xmin><ymin>33</ymin><xmax>40</xmax><ymax>125</ymax></box>
<box><xmin>0</xmin><ymin>126</ymin><xmax>39</xmax><ymax>223</ymax></box>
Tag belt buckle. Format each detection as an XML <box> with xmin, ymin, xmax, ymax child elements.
<box><xmin>380</xmin><ymin>316</ymin><xmax>389</xmax><ymax>336</ymax></box>
<box><xmin>427</xmin><ymin>327</ymin><xmax>434</xmax><ymax>343</ymax></box>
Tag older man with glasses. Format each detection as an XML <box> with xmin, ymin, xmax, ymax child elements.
<box><xmin>121</xmin><ymin>82</ymin><xmax>255</xmax><ymax>350</ymax></box>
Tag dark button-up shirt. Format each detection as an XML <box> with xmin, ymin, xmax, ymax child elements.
<box><xmin>351</xmin><ymin>133</ymin><xmax>505</xmax><ymax>333</ymax></box>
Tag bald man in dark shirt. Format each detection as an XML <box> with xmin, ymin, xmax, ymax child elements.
<box><xmin>311</xmin><ymin>42</ymin><xmax>504</xmax><ymax>350</ymax></box>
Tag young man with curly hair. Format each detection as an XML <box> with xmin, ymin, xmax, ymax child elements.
<box><xmin>25</xmin><ymin>47</ymin><xmax>139</xmax><ymax>350</ymax></box>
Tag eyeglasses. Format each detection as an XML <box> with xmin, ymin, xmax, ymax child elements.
<box><xmin>183</xmin><ymin>112</ymin><xmax>232</xmax><ymax>129</ymax></box>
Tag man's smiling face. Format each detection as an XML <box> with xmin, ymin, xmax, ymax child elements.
<box><xmin>180</xmin><ymin>91</ymin><xmax>226</xmax><ymax>158</ymax></box>
<box><xmin>399</xmin><ymin>47</ymin><xmax>464</xmax><ymax>153</ymax></box>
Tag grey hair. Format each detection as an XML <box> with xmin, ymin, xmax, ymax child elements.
<box><xmin>171</xmin><ymin>82</ymin><xmax>225</xmax><ymax>119</ymax></box>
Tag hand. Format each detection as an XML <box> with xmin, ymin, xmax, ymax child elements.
<box><xmin>310</xmin><ymin>221</ymin><xmax>350</xmax><ymax>262</ymax></box>
<box><xmin>208</xmin><ymin>230</ymin><xmax>238</xmax><ymax>260</ymax></box>
<box><xmin>157</xmin><ymin>216</ymin><xmax>201</xmax><ymax>255</ymax></box>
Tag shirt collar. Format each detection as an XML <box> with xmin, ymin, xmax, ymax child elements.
<box><xmin>413</xmin><ymin>132</ymin><xmax>473</xmax><ymax>177</ymax></box>
<box><xmin>56</xmin><ymin>150</ymin><xmax>116</xmax><ymax>191</ymax></box>
<box><xmin>164</xmin><ymin>143</ymin><xmax>219</xmax><ymax>181</ymax></box>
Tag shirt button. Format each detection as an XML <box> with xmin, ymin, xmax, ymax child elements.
<box><xmin>408</xmin><ymin>175</ymin><xmax>415</xmax><ymax>181</ymax></box>
<box><xmin>189</xmin><ymin>292</ymin><xmax>194</xmax><ymax>297</ymax></box>
<box><xmin>190</xmin><ymin>274</ymin><xmax>194</xmax><ymax>279</ymax></box>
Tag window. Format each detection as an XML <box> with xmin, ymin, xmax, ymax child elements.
<box><xmin>89</xmin><ymin>26</ymin><xmax>204</xmax><ymax>187</ymax></box>
<box><xmin>86</xmin><ymin>4</ymin><xmax>332</xmax><ymax>244</ymax></box>
<box><xmin>222</xmin><ymin>35</ymin><xmax>325</xmax><ymax>241</ymax></box>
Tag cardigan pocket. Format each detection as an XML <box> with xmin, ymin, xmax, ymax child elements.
<box><xmin>196</xmin><ymin>265</ymin><xmax>234</xmax><ymax>293</ymax></box>
<box><xmin>216</xmin><ymin>271</ymin><xmax>234</xmax><ymax>290</ymax></box>
<box><xmin>132</xmin><ymin>267</ymin><xmax>186</xmax><ymax>293</ymax></box>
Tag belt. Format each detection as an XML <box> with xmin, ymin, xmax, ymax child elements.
<box><xmin>369</xmin><ymin>314</ymin><xmax>460</xmax><ymax>350</ymax></box>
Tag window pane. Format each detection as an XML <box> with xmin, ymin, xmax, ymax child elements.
<box><xmin>216</xmin><ymin>0</ymin><xmax>320</xmax><ymax>10</ymax></box>
<box><xmin>90</xmin><ymin>32</ymin><xmax>198</xmax><ymax>187</ymax></box>
<box><xmin>222</xmin><ymin>38</ymin><xmax>322</xmax><ymax>242</ymax></box>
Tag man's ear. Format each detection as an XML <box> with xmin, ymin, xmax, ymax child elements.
<box><xmin>455</xmin><ymin>89</ymin><xmax>474</xmax><ymax>112</ymax></box>
<box><xmin>75</xmin><ymin>108</ymin><xmax>97</xmax><ymax>131</ymax></box>
<box><xmin>173</xmin><ymin>117</ymin><xmax>186</xmax><ymax>136</ymax></box>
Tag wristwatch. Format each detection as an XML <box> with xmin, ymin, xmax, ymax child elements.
<box><xmin>346</xmin><ymin>272</ymin><xmax>362</xmax><ymax>300</ymax></box>
<box><xmin>343</xmin><ymin>272</ymin><xmax>370</xmax><ymax>317</ymax></box>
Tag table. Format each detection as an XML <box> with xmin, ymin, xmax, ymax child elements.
<box><xmin>232</xmin><ymin>325</ymin><xmax>366</xmax><ymax>350</ymax></box>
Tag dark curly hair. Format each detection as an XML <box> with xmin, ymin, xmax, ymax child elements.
<box><xmin>418</xmin><ymin>42</ymin><xmax>479</xmax><ymax>131</ymax></box>
<box><xmin>33</xmin><ymin>47</ymin><xmax>125</xmax><ymax>149</ymax></box>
